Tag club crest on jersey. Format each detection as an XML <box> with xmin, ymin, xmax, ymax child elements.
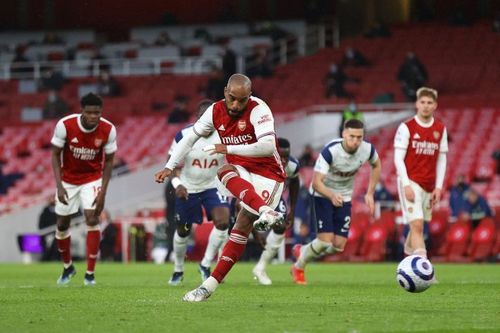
<box><xmin>238</xmin><ymin>120</ymin><xmax>246</xmax><ymax>131</ymax></box>
<box><xmin>94</xmin><ymin>138</ymin><xmax>103</xmax><ymax>147</ymax></box>
<box><xmin>433</xmin><ymin>131</ymin><xmax>440</xmax><ymax>140</ymax></box>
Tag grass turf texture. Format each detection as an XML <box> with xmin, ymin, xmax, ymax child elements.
<box><xmin>0</xmin><ymin>263</ymin><xmax>498</xmax><ymax>333</ymax></box>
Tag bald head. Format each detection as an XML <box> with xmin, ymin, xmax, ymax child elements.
<box><xmin>224</xmin><ymin>74</ymin><xmax>252</xmax><ymax>117</ymax></box>
<box><xmin>227</xmin><ymin>74</ymin><xmax>252</xmax><ymax>91</ymax></box>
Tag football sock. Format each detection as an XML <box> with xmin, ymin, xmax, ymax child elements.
<box><xmin>219</xmin><ymin>170</ymin><xmax>267</xmax><ymax>213</ymax></box>
<box><xmin>211</xmin><ymin>229</ymin><xmax>249</xmax><ymax>283</ymax></box>
<box><xmin>295</xmin><ymin>238</ymin><xmax>330</xmax><ymax>269</ymax></box>
<box><xmin>55</xmin><ymin>229</ymin><xmax>72</xmax><ymax>266</ymax></box>
<box><xmin>173</xmin><ymin>232</ymin><xmax>188</xmax><ymax>272</ymax></box>
<box><xmin>86</xmin><ymin>225</ymin><xmax>101</xmax><ymax>273</ymax></box>
<box><xmin>201</xmin><ymin>226</ymin><xmax>229</xmax><ymax>268</ymax></box>
<box><xmin>255</xmin><ymin>230</ymin><xmax>285</xmax><ymax>270</ymax></box>
<box><xmin>324</xmin><ymin>245</ymin><xmax>342</xmax><ymax>255</ymax></box>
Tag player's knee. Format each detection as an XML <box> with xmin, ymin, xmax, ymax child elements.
<box><xmin>176</xmin><ymin>224</ymin><xmax>191</xmax><ymax>237</ymax></box>
<box><xmin>409</xmin><ymin>220</ymin><xmax>424</xmax><ymax>233</ymax></box>
<box><xmin>213</xmin><ymin>219</ymin><xmax>229</xmax><ymax>230</ymax></box>
<box><xmin>272</xmin><ymin>223</ymin><xmax>286</xmax><ymax>234</ymax></box>
<box><xmin>216</xmin><ymin>164</ymin><xmax>238</xmax><ymax>181</ymax></box>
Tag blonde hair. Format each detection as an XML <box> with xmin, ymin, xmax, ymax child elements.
<box><xmin>416</xmin><ymin>87</ymin><xmax>438</xmax><ymax>101</ymax></box>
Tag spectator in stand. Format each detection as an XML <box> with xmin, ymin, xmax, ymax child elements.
<box><xmin>43</xmin><ymin>90</ymin><xmax>69</xmax><ymax>119</ymax></box>
<box><xmin>222</xmin><ymin>45</ymin><xmax>237</xmax><ymax>82</ymax></box>
<box><xmin>397</xmin><ymin>52</ymin><xmax>428</xmax><ymax>101</ymax></box>
<box><xmin>39</xmin><ymin>67</ymin><xmax>65</xmax><ymax>91</ymax></box>
<box><xmin>11</xmin><ymin>47</ymin><xmax>33</xmax><ymax>75</ymax></box>
<box><xmin>460</xmin><ymin>189</ymin><xmax>493</xmax><ymax>229</ymax></box>
<box><xmin>494</xmin><ymin>11</ymin><xmax>500</xmax><ymax>33</ymax></box>
<box><xmin>154</xmin><ymin>31</ymin><xmax>177</xmax><ymax>46</ymax></box>
<box><xmin>341</xmin><ymin>47</ymin><xmax>370</xmax><ymax>67</ymax></box>
<box><xmin>449</xmin><ymin>174</ymin><xmax>470</xmax><ymax>219</ymax></box>
<box><xmin>374</xmin><ymin>181</ymin><xmax>394</xmax><ymax>202</ymax></box>
<box><xmin>38</xmin><ymin>196</ymin><xmax>59</xmax><ymax>261</ymax></box>
<box><xmin>99</xmin><ymin>210</ymin><xmax>120</xmax><ymax>261</ymax></box>
<box><xmin>299</xmin><ymin>144</ymin><xmax>316</xmax><ymax>167</ymax></box>
<box><xmin>325</xmin><ymin>63</ymin><xmax>354</xmax><ymax>99</ymax></box>
<box><xmin>364</xmin><ymin>21</ymin><xmax>391</xmax><ymax>38</ymax></box>
<box><xmin>205</xmin><ymin>67</ymin><xmax>225</xmax><ymax>100</ymax></box>
<box><xmin>339</xmin><ymin>101</ymin><xmax>364</xmax><ymax>136</ymax></box>
<box><xmin>167</xmin><ymin>95</ymin><xmax>191</xmax><ymax>124</ymax></box>
<box><xmin>246</xmin><ymin>48</ymin><xmax>273</xmax><ymax>78</ymax></box>
<box><xmin>42</xmin><ymin>32</ymin><xmax>64</xmax><ymax>45</ymax></box>
<box><xmin>96</xmin><ymin>70</ymin><xmax>121</xmax><ymax>97</ymax></box>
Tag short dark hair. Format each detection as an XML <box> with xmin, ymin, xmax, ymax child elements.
<box><xmin>344</xmin><ymin>119</ymin><xmax>364</xmax><ymax>130</ymax></box>
<box><xmin>80</xmin><ymin>93</ymin><xmax>103</xmax><ymax>108</ymax></box>
<box><xmin>278</xmin><ymin>137</ymin><xmax>290</xmax><ymax>149</ymax></box>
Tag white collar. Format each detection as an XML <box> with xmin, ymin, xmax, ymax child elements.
<box><xmin>414</xmin><ymin>115</ymin><xmax>434</xmax><ymax>128</ymax></box>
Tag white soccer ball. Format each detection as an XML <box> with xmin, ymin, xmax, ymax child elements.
<box><xmin>396</xmin><ymin>255</ymin><xmax>434</xmax><ymax>293</ymax></box>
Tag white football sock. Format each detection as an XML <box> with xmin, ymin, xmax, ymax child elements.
<box><xmin>200</xmin><ymin>227</ymin><xmax>228</xmax><ymax>268</ymax></box>
<box><xmin>324</xmin><ymin>245</ymin><xmax>342</xmax><ymax>255</ymax></box>
<box><xmin>295</xmin><ymin>238</ymin><xmax>330</xmax><ymax>269</ymax></box>
<box><xmin>255</xmin><ymin>230</ymin><xmax>285</xmax><ymax>270</ymax></box>
<box><xmin>173</xmin><ymin>232</ymin><xmax>188</xmax><ymax>272</ymax></box>
<box><xmin>201</xmin><ymin>276</ymin><xmax>219</xmax><ymax>292</ymax></box>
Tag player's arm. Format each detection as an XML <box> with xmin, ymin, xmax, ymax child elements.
<box><xmin>393</xmin><ymin>123</ymin><xmax>414</xmax><ymax>202</ymax></box>
<box><xmin>365</xmin><ymin>156</ymin><xmax>382</xmax><ymax>216</ymax></box>
<box><xmin>51</xmin><ymin>145</ymin><xmax>68</xmax><ymax>205</ymax></box>
<box><xmin>432</xmin><ymin>128</ymin><xmax>448</xmax><ymax>206</ymax></box>
<box><xmin>50</xmin><ymin>120</ymin><xmax>68</xmax><ymax>204</ymax></box>
<box><xmin>155</xmin><ymin>109</ymin><xmax>214</xmax><ymax>183</ymax></box>
<box><xmin>313</xmin><ymin>145</ymin><xmax>343</xmax><ymax>207</ymax></box>
<box><xmin>93</xmin><ymin>152</ymin><xmax>114</xmax><ymax>216</ymax></box>
<box><xmin>204</xmin><ymin>104</ymin><xmax>275</xmax><ymax>157</ymax></box>
<box><xmin>94</xmin><ymin>126</ymin><xmax>118</xmax><ymax>216</ymax></box>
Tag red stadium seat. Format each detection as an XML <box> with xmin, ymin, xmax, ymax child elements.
<box><xmin>428</xmin><ymin>216</ymin><xmax>448</xmax><ymax>256</ymax></box>
<box><xmin>435</xmin><ymin>221</ymin><xmax>471</xmax><ymax>262</ymax></box>
<box><xmin>359</xmin><ymin>222</ymin><xmax>388</xmax><ymax>262</ymax></box>
<box><xmin>467</xmin><ymin>218</ymin><xmax>496</xmax><ymax>262</ymax></box>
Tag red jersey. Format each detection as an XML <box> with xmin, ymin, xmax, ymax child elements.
<box><xmin>51</xmin><ymin>114</ymin><xmax>117</xmax><ymax>185</ymax></box>
<box><xmin>193</xmin><ymin>97</ymin><xmax>285</xmax><ymax>182</ymax></box>
<box><xmin>394</xmin><ymin>117</ymin><xmax>448</xmax><ymax>192</ymax></box>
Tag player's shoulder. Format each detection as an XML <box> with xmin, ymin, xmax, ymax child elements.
<box><xmin>249</xmin><ymin>96</ymin><xmax>271</xmax><ymax>113</ymax></box>
<box><xmin>432</xmin><ymin>117</ymin><xmax>446</xmax><ymax>129</ymax></box>
<box><xmin>289</xmin><ymin>155</ymin><xmax>300</xmax><ymax>167</ymax></box>
<box><xmin>175</xmin><ymin>124</ymin><xmax>194</xmax><ymax>141</ymax></box>
<box><xmin>99</xmin><ymin>116</ymin><xmax>115</xmax><ymax>128</ymax></box>
<box><xmin>57</xmin><ymin>114</ymin><xmax>79</xmax><ymax>126</ymax></box>
<box><xmin>322</xmin><ymin>138</ymin><xmax>343</xmax><ymax>151</ymax></box>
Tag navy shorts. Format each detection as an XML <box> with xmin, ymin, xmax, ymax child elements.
<box><xmin>312</xmin><ymin>196</ymin><xmax>352</xmax><ymax>237</ymax></box>
<box><xmin>175</xmin><ymin>188</ymin><xmax>229</xmax><ymax>225</ymax></box>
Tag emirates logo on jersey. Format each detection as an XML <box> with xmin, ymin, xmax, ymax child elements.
<box><xmin>238</xmin><ymin>120</ymin><xmax>246</xmax><ymax>131</ymax></box>
<box><xmin>94</xmin><ymin>138</ymin><xmax>103</xmax><ymax>147</ymax></box>
<box><xmin>433</xmin><ymin>131</ymin><xmax>440</xmax><ymax>140</ymax></box>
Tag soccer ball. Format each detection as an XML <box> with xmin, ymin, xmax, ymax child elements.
<box><xmin>396</xmin><ymin>255</ymin><xmax>434</xmax><ymax>293</ymax></box>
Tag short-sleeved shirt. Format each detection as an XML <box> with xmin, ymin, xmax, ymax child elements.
<box><xmin>285</xmin><ymin>156</ymin><xmax>300</xmax><ymax>179</ymax></box>
<box><xmin>394</xmin><ymin>116</ymin><xmax>448</xmax><ymax>192</ymax></box>
<box><xmin>168</xmin><ymin>124</ymin><xmax>225</xmax><ymax>193</ymax></box>
<box><xmin>51</xmin><ymin>114</ymin><xmax>117</xmax><ymax>185</ymax></box>
<box><xmin>311</xmin><ymin>139</ymin><xmax>378</xmax><ymax>202</ymax></box>
<box><xmin>193</xmin><ymin>97</ymin><xmax>285</xmax><ymax>182</ymax></box>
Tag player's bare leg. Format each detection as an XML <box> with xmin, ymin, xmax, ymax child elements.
<box><xmin>217</xmin><ymin>165</ymin><xmax>284</xmax><ymax>231</ymax></box>
<box><xmin>56</xmin><ymin>215</ymin><xmax>75</xmax><ymax>285</ymax></box>
<box><xmin>83</xmin><ymin>209</ymin><xmax>100</xmax><ymax>286</ymax></box>
<box><xmin>408</xmin><ymin>219</ymin><xmax>427</xmax><ymax>258</ymax></box>
<box><xmin>183</xmin><ymin>209</ymin><xmax>256</xmax><ymax>302</ymax></box>
<box><xmin>253</xmin><ymin>223</ymin><xmax>286</xmax><ymax>285</ymax></box>
<box><xmin>199</xmin><ymin>206</ymin><xmax>230</xmax><ymax>282</ymax></box>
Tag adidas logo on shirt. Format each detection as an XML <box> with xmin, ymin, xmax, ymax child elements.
<box><xmin>71</xmin><ymin>137</ymin><xmax>79</xmax><ymax>143</ymax></box>
<box><xmin>218</xmin><ymin>124</ymin><xmax>225</xmax><ymax>131</ymax></box>
<box><xmin>413</xmin><ymin>133</ymin><xmax>421</xmax><ymax>139</ymax></box>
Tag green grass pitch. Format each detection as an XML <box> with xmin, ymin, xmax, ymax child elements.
<box><xmin>0</xmin><ymin>262</ymin><xmax>498</xmax><ymax>333</ymax></box>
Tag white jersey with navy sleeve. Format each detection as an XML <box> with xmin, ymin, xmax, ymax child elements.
<box><xmin>168</xmin><ymin>125</ymin><xmax>224</xmax><ymax>193</ymax></box>
<box><xmin>285</xmin><ymin>156</ymin><xmax>300</xmax><ymax>179</ymax></box>
<box><xmin>310</xmin><ymin>139</ymin><xmax>379</xmax><ymax>201</ymax></box>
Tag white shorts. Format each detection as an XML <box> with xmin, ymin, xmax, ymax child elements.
<box><xmin>215</xmin><ymin>165</ymin><xmax>284</xmax><ymax>215</ymax></box>
<box><xmin>55</xmin><ymin>179</ymin><xmax>102</xmax><ymax>216</ymax></box>
<box><xmin>397</xmin><ymin>178</ymin><xmax>432</xmax><ymax>224</ymax></box>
